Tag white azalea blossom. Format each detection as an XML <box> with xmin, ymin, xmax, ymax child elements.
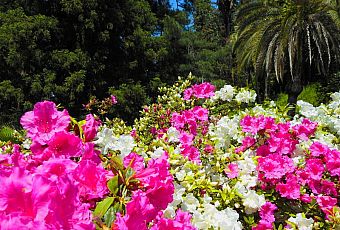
<box><xmin>94</xmin><ymin>127</ymin><xmax>116</xmax><ymax>154</ymax></box>
<box><xmin>112</xmin><ymin>134</ymin><xmax>136</xmax><ymax>159</ymax></box>
<box><xmin>288</xmin><ymin>213</ymin><xmax>314</xmax><ymax>230</ymax></box>
<box><xmin>243</xmin><ymin>190</ymin><xmax>266</xmax><ymax>214</ymax></box>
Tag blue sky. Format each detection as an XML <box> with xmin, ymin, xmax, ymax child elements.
<box><xmin>169</xmin><ymin>0</ymin><xmax>178</xmax><ymax>9</ymax></box>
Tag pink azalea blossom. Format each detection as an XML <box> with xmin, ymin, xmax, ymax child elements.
<box><xmin>252</xmin><ymin>220</ymin><xmax>273</xmax><ymax>230</ymax></box>
<box><xmin>82</xmin><ymin>142</ymin><xmax>101</xmax><ymax>164</ymax></box>
<box><xmin>325</xmin><ymin>150</ymin><xmax>340</xmax><ymax>176</ymax></box>
<box><xmin>181</xmin><ymin>145</ymin><xmax>201</xmax><ymax>164</ymax></box>
<box><xmin>113</xmin><ymin>190</ymin><xmax>155</xmax><ymax>230</ymax></box>
<box><xmin>259</xmin><ymin>202</ymin><xmax>277</xmax><ymax>224</ymax></box>
<box><xmin>183</xmin><ymin>87</ymin><xmax>194</xmax><ymax>100</ymax></box>
<box><xmin>73</xmin><ymin>159</ymin><xmax>110</xmax><ymax>201</ymax></box>
<box><xmin>82</xmin><ymin>114</ymin><xmax>101</xmax><ymax>142</ymax></box>
<box><xmin>44</xmin><ymin>131</ymin><xmax>83</xmax><ymax>159</ymax></box>
<box><xmin>150</xmin><ymin>209</ymin><xmax>196</xmax><ymax>230</ymax></box>
<box><xmin>179</xmin><ymin>132</ymin><xmax>194</xmax><ymax>146</ymax></box>
<box><xmin>257</xmin><ymin>154</ymin><xmax>295</xmax><ymax>180</ymax></box>
<box><xmin>309</xmin><ymin>141</ymin><xmax>330</xmax><ymax>157</ymax></box>
<box><xmin>267</xmin><ymin>132</ymin><xmax>298</xmax><ymax>155</ymax></box>
<box><xmin>124</xmin><ymin>152</ymin><xmax>145</xmax><ymax>172</ymax></box>
<box><xmin>276</xmin><ymin>175</ymin><xmax>300</xmax><ymax>199</ymax></box>
<box><xmin>133</xmin><ymin>152</ymin><xmax>174</xmax><ymax>220</ymax></box>
<box><xmin>111</xmin><ymin>95</ymin><xmax>118</xmax><ymax>104</ymax></box>
<box><xmin>240</xmin><ymin>115</ymin><xmax>275</xmax><ymax>135</ymax></box>
<box><xmin>225</xmin><ymin>163</ymin><xmax>239</xmax><ymax>179</ymax></box>
<box><xmin>235</xmin><ymin>136</ymin><xmax>256</xmax><ymax>153</ymax></box>
<box><xmin>292</xmin><ymin>118</ymin><xmax>317</xmax><ymax>140</ymax></box>
<box><xmin>304</xmin><ymin>158</ymin><xmax>324</xmax><ymax>181</ymax></box>
<box><xmin>171</xmin><ymin>112</ymin><xmax>185</xmax><ymax>129</ymax></box>
<box><xmin>191</xmin><ymin>106</ymin><xmax>209</xmax><ymax>122</ymax></box>
<box><xmin>20</xmin><ymin>101</ymin><xmax>70</xmax><ymax>145</ymax></box>
<box><xmin>316</xmin><ymin>195</ymin><xmax>338</xmax><ymax>215</ymax></box>
<box><xmin>183</xmin><ymin>82</ymin><xmax>215</xmax><ymax>100</ymax></box>
<box><xmin>300</xmin><ymin>194</ymin><xmax>313</xmax><ymax>203</ymax></box>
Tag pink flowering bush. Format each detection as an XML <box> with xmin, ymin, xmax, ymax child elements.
<box><xmin>1</xmin><ymin>77</ymin><xmax>340</xmax><ymax>229</ymax></box>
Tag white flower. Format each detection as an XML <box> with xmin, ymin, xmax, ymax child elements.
<box><xmin>171</xmin><ymin>183</ymin><xmax>186</xmax><ymax>207</ymax></box>
<box><xmin>237</xmin><ymin>156</ymin><xmax>257</xmax><ymax>175</ymax></box>
<box><xmin>181</xmin><ymin>193</ymin><xmax>200</xmax><ymax>212</ymax></box>
<box><xmin>297</xmin><ymin>100</ymin><xmax>318</xmax><ymax>118</ymax></box>
<box><xmin>243</xmin><ymin>190</ymin><xmax>266</xmax><ymax>214</ymax></box>
<box><xmin>175</xmin><ymin>169</ymin><xmax>186</xmax><ymax>181</ymax></box>
<box><xmin>22</xmin><ymin>139</ymin><xmax>31</xmax><ymax>149</ymax></box>
<box><xmin>218</xmin><ymin>207</ymin><xmax>243</xmax><ymax>230</ymax></box>
<box><xmin>288</xmin><ymin>213</ymin><xmax>314</xmax><ymax>230</ymax></box>
<box><xmin>235</xmin><ymin>89</ymin><xmax>257</xmax><ymax>104</ymax></box>
<box><xmin>112</xmin><ymin>134</ymin><xmax>136</xmax><ymax>159</ymax></box>
<box><xmin>167</xmin><ymin>127</ymin><xmax>180</xmax><ymax>143</ymax></box>
<box><xmin>94</xmin><ymin>128</ymin><xmax>116</xmax><ymax>154</ymax></box>
<box><xmin>219</xmin><ymin>85</ymin><xmax>235</xmax><ymax>101</ymax></box>
<box><xmin>151</xmin><ymin>146</ymin><xmax>164</xmax><ymax>159</ymax></box>
<box><xmin>163</xmin><ymin>205</ymin><xmax>176</xmax><ymax>219</ymax></box>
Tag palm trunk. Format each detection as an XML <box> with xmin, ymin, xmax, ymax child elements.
<box><xmin>287</xmin><ymin>78</ymin><xmax>303</xmax><ymax>117</ymax></box>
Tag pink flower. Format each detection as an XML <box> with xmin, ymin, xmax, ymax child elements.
<box><xmin>235</xmin><ymin>136</ymin><xmax>256</xmax><ymax>153</ymax></box>
<box><xmin>183</xmin><ymin>88</ymin><xmax>194</xmax><ymax>100</ymax></box>
<box><xmin>44</xmin><ymin>131</ymin><xmax>83</xmax><ymax>159</ymax></box>
<box><xmin>204</xmin><ymin>144</ymin><xmax>214</xmax><ymax>153</ymax></box>
<box><xmin>181</xmin><ymin>146</ymin><xmax>201</xmax><ymax>164</ymax></box>
<box><xmin>183</xmin><ymin>83</ymin><xmax>215</xmax><ymax>100</ymax></box>
<box><xmin>179</xmin><ymin>132</ymin><xmax>194</xmax><ymax>146</ymax></box>
<box><xmin>259</xmin><ymin>202</ymin><xmax>277</xmax><ymax>223</ymax></box>
<box><xmin>113</xmin><ymin>190</ymin><xmax>155</xmax><ymax>230</ymax></box>
<box><xmin>73</xmin><ymin>159</ymin><xmax>110</xmax><ymax>201</ymax></box>
<box><xmin>276</xmin><ymin>175</ymin><xmax>300</xmax><ymax>199</ymax></box>
<box><xmin>225</xmin><ymin>163</ymin><xmax>239</xmax><ymax>179</ymax></box>
<box><xmin>111</xmin><ymin>95</ymin><xmax>117</xmax><ymax>104</ymax></box>
<box><xmin>304</xmin><ymin>159</ymin><xmax>324</xmax><ymax>181</ymax></box>
<box><xmin>150</xmin><ymin>209</ymin><xmax>196</xmax><ymax>230</ymax></box>
<box><xmin>82</xmin><ymin>142</ymin><xmax>101</xmax><ymax>164</ymax></box>
<box><xmin>257</xmin><ymin>154</ymin><xmax>295</xmax><ymax>180</ymax></box>
<box><xmin>316</xmin><ymin>195</ymin><xmax>338</xmax><ymax>215</ymax></box>
<box><xmin>191</xmin><ymin>106</ymin><xmax>209</xmax><ymax>122</ymax></box>
<box><xmin>171</xmin><ymin>112</ymin><xmax>185</xmax><ymax>129</ymax></box>
<box><xmin>124</xmin><ymin>152</ymin><xmax>145</xmax><ymax>172</ymax></box>
<box><xmin>292</xmin><ymin>119</ymin><xmax>317</xmax><ymax>140</ymax></box>
<box><xmin>267</xmin><ymin>132</ymin><xmax>298</xmax><ymax>155</ymax></box>
<box><xmin>240</xmin><ymin>115</ymin><xmax>275</xmax><ymax>135</ymax></box>
<box><xmin>192</xmin><ymin>82</ymin><xmax>215</xmax><ymax>99</ymax></box>
<box><xmin>133</xmin><ymin>153</ymin><xmax>174</xmax><ymax>220</ymax></box>
<box><xmin>309</xmin><ymin>142</ymin><xmax>330</xmax><ymax>157</ymax></box>
<box><xmin>300</xmin><ymin>194</ymin><xmax>313</xmax><ymax>203</ymax></box>
<box><xmin>325</xmin><ymin>150</ymin><xmax>340</xmax><ymax>176</ymax></box>
<box><xmin>82</xmin><ymin>114</ymin><xmax>101</xmax><ymax>142</ymax></box>
<box><xmin>20</xmin><ymin>101</ymin><xmax>70</xmax><ymax>145</ymax></box>
<box><xmin>252</xmin><ymin>220</ymin><xmax>273</xmax><ymax>230</ymax></box>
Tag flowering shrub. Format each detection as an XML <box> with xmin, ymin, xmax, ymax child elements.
<box><xmin>1</xmin><ymin>76</ymin><xmax>340</xmax><ymax>229</ymax></box>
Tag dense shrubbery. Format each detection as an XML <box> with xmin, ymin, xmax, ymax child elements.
<box><xmin>1</xmin><ymin>78</ymin><xmax>340</xmax><ymax>229</ymax></box>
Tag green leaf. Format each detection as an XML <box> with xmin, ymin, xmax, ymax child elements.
<box><xmin>107</xmin><ymin>175</ymin><xmax>119</xmax><ymax>195</ymax></box>
<box><xmin>104</xmin><ymin>204</ymin><xmax>119</xmax><ymax>227</ymax></box>
<box><xmin>94</xmin><ymin>197</ymin><xmax>114</xmax><ymax>218</ymax></box>
<box><xmin>111</xmin><ymin>156</ymin><xmax>124</xmax><ymax>171</ymax></box>
<box><xmin>125</xmin><ymin>167</ymin><xmax>135</xmax><ymax>180</ymax></box>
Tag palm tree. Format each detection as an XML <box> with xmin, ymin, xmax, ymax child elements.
<box><xmin>234</xmin><ymin>0</ymin><xmax>340</xmax><ymax>115</ymax></box>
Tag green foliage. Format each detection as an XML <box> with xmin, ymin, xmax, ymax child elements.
<box><xmin>0</xmin><ymin>126</ymin><xmax>16</xmax><ymax>142</ymax></box>
<box><xmin>109</xmin><ymin>82</ymin><xmax>151</xmax><ymax>124</ymax></box>
<box><xmin>276</xmin><ymin>83</ymin><xmax>327</xmax><ymax>107</ymax></box>
<box><xmin>234</xmin><ymin>0</ymin><xmax>340</xmax><ymax>102</ymax></box>
<box><xmin>298</xmin><ymin>83</ymin><xmax>326</xmax><ymax>107</ymax></box>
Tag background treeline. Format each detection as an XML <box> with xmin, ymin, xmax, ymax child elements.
<box><xmin>0</xmin><ymin>0</ymin><xmax>339</xmax><ymax>126</ymax></box>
